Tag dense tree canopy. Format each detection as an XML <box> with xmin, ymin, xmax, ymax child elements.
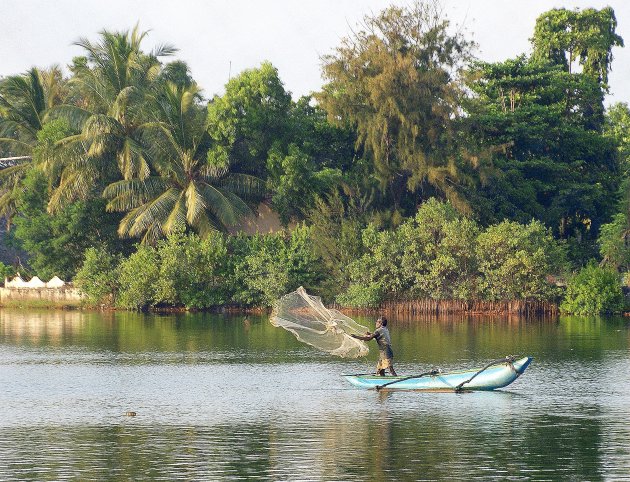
<box><xmin>0</xmin><ymin>3</ymin><xmax>628</xmax><ymax>312</ymax></box>
<box><xmin>464</xmin><ymin>56</ymin><xmax>619</xmax><ymax>262</ymax></box>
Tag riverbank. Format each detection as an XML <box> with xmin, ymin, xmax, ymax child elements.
<box><xmin>0</xmin><ymin>295</ymin><xmax>558</xmax><ymax>316</ymax></box>
<box><xmin>335</xmin><ymin>299</ymin><xmax>558</xmax><ymax>317</ymax></box>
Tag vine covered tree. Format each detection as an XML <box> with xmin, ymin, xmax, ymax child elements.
<box><xmin>531</xmin><ymin>7</ymin><xmax>623</xmax><ymax>87</ymax></box>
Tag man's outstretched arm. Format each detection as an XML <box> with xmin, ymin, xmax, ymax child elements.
<box><xmin>351</xmin><ymin>332</ymin><xmax>375</xmax><ymax>341</ymax></box>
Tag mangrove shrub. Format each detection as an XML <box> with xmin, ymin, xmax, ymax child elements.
<box><xmin>561</xmin><ymin>263</ymin><xmax>625</xmax><ymax>314</ymax></box>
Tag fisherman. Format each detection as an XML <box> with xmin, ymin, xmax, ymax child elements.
<box><xmin>351</xmin><ymin>316</ymin><xmax>397</xmax><ymax>376</ymax></box>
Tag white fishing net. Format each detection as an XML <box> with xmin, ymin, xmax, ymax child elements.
<box><xmin>270</xmin><ymin>286</ymin><xmax>369</xmax><ymax>358</ymax></box>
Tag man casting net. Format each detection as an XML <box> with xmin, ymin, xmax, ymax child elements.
<box><xmin>270</xmin><ymin>287</ymin><xmax>369</xmax><ymax>358</ymax></box>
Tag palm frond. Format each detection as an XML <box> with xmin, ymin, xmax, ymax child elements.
<box><xmin>0</xmin><ymin>137</ymin><xmax>34</xmax><ymax>155</ymax></box>
<box><xmin>47</xmin><ymin>168</ymin><xmax>96</xmax><ymax>213</ymax></box>
<box><xmin>122</xmin><ymin>187</ymin><xmax>180</xmax><ymax>238</ymax></box>
<box><xmin>184</xmin><ymin>181</ymin><xmax>207</xmax><ymax>224</ymax></box>
<box><xmin>151</xmin><ymin>43</ymin><xmax>178</xmax><ymax>58</ymax></box>
<box><xmin>199</xmin><ymin>182</ymin><xmax>252</xmax><ymax>227</ymax></box>
<box><xmin>103</xmin><ymin>177</ymin><xmax>169</xmax><ymax>210</ymax></box>
<box><xmin>162</xmin><ymin>190</ymin><xmax>187</xmax><ymax>234</ymax></box>
<box><xmin>48</xmin><ymin>105</ymin><xmax>93</xmax><ymax>131</ymax></box>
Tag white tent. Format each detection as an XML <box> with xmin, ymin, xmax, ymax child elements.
<box><xmin>46</xmin><ymin>276</ymin><xmax>66</xmax><ymax>288</ymax></box>
<box><xmin>24</xmin><ymin>276</ymin><xmax>46</xmax><ymax>288</ymax></box>
<box><xmin>5</xmin><ymin>275</ymin><xmax>26</xmax><ymax>288</ymax></box>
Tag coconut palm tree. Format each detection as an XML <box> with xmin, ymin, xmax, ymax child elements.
<box><xmin>103</xmin><ymin>82</ymin><xmax>264</xmax><ymax>243</ymax></box>
<box><xmin>0</xmin><ymin>66</ymin><xmax>66</xmax><ymax>227</ymax></box>
<box><xmin>46</xmin><ymin>25</ymin><xmax>175</xmax><ymax>212</ymax></box>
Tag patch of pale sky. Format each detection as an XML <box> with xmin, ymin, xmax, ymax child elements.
<box><xmin>0</xmin><ymin>1</ymin><xmax>629</xmax><ymax>104</ymax></box>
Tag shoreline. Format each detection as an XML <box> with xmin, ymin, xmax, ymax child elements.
<box><xmin>0</xmin><ymin>298</ymin><xmax>559</xmax><ymax>316</ymax></box>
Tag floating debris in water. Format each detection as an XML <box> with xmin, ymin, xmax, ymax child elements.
<box><xmin>125</xmin><ymin>411</ymin><xmax>137</xmax><ymax>417</ymax></box>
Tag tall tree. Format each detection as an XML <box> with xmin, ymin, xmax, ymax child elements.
<box><xmin>104</xmin><ymin>83</ymin><xmax>263</xmax><ymax>243</ymax></box>
<box><xmin>599</xmin><ymin>103</ymin><xmax>630</xmax><ymax>269</ymax></box>
<box><xmin>0</xmin><ymin>66</ymin><xmax>66</xmax><ymax>227</ymax></box>
<box><xmin>46</xmin><ymin>25</ymin><xmax>175</xmax><ymax>212</ymax></box>
<box><xmin>317</xmin><ymin>1</ymin><xmax>475</xmax><ymax>212</ymax></box>
<box><xmin>531</xmin><ymin>7</ymin><xmax>623</xmax><ymax>87</ymax></box>
<box><xmin>465</xmin><ymin>57</ymin><xmax>619</xmax><ymax>262</ymax></box>
<box><xmin>207</xmin><ymin>61</ymin><xmax>292</xmax><ymax>177</ymax></box>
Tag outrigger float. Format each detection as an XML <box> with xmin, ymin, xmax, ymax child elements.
<box><xmin>344</xmin><ymin>356</ymin><xmax>532</xmax><ymax>391</ymax></box>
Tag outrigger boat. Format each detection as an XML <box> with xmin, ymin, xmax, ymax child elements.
<box><xmin>344</xmin><ymin>356</ymin><xmax>532</xmax><ymax>391</ymax></box>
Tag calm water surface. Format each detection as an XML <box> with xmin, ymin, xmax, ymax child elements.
<box><xmin>1</xmin><ymin>310</ymin><xmax>630</xmax><ymax>480</ymax></box>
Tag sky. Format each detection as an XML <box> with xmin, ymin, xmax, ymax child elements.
<box><xmin>1</xmin><ymin>0</ymin><xmax>629</xmax><ymax>104</ymax></box>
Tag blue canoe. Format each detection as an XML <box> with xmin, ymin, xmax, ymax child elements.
<box><xmin>344</xmin><ymin>356</ymin><xmax>532</xmax><ymax>391</ymax></box>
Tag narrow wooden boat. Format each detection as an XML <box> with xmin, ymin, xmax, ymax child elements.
<box><xmin>343</xmin><ymin>356</ymin><xmax>532</xmax><ymax>391</ymax></box>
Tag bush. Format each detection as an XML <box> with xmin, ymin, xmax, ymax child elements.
<box><xmin>230</xmin><ymin>224</ymin><xmax>324</xmax><ymax>307</ymax></box>
<box><xmin>338</xmin><ymin>224</ymin><xmax>405</xmax><ymax>306</ymax></box>
<box><xmin>336</xmin><ymin>283</ymin><xmax>383</xmax><ymax>308</ymax></box>
<box><xmin>74</xmin><ymin>247</ymin><xmax>121</xmax><ymax>306</ymax></box>
<box><xmin>117</xmin><ymin>245</ymin><xmax>160</xmax><ymax>309</ymax></box>
<box><xmin>598</xmin><ymin>213</ymin><xmax>630</xmax><ymax>270</ymax></box>
<box><xmin>561</xmin><ymin>262</ymin><xmax>625</xmax><ymax>314</ymax></box>
<box><xmin>476</xmin><ymin>220</ymin><xmax>565</xmax><ymax>301</ymax></box>
<box><xmin>399</xmin><ymin>199</ymin><xmax>479</xmax><ymax>300</ymax></box>
<box><xmin>154</xmin><ymin>230</ymin><xmax>230</xmax><ymax>309</ymax></box>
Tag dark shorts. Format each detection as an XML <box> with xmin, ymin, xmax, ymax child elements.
<box><xmin>377</xmin><ymin>347</ymin><xmax>394</xmax><ymax>370</ymax></box>
<box><xmin>379</xmin><ymin>347</ymin><xmax>394</xmax><ymax>360</ymax></box>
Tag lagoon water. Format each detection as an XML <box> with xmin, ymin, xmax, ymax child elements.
<box><xmin>1</xmin><ymin>310</ymin><xmax>630</xmax><ymax>480</ymax></box>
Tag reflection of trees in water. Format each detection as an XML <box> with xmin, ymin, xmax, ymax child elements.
<box><xmin>1</xmin><ymin>311</ymin><xmax>628</xmax><ymax>362</ymax></box>
<box><xmin>1</xmin><ymin>403</ymin><xmax>629</xmax><ymax>480</ymax></box>
<box><xmin>0</xmin><ymin>311</ymin><xmax>299</xmax><ymax>355</ymax></box>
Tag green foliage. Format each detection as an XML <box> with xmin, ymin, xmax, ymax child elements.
<box><xmin>46</xmin><ymin>26</ymin><xmax>175</xmax><ymax>212</ymax></box>
<box><xmin>0</xmin><ymin>261</ymin><xmax>15</xmax><ymax>281</ymax></box>
<box><xmin>117</xmin><ymin>244</ymin><xmax>160</xmax><ymax>309</ymax></box>
<box><xmin>11</xmin><ymin>168</ymin><xmax>130</xmax><ymax>279</ymax></box>
<box><xmin>399</xmin><ymin>199</ymin><xmax>480</xmax><ymax>300</ymax></box>
<box><xmin>598</xmin><ymin>213</ymin><xmax>630</xmax><ymax>270</ymax></box>
<box><xmin>74</xmin><ymin>247</ymin><xmax>121</xmax><ymax>305</ymax></box>
<box><xmin>117</xmin><ymin>231</ymin><xmax>230</xmax><ymax>309</ymax></box>
<box><xmin>207</xmin><ymin>65</ymin><xmax>354</xmax><ymax>224</ymax></box>
<box><xmin>154</xmin><ymin>230</ymin><xmax>230</xmax><ymax>308</ymax></box>
<box><xmin>307</xmin><ymin>192</ymin><xmax>367</xmax><ymax>301</ymax></box>
<box><xmin>602</xmin><ymin>102</ymin><xmax>630</xmax><ymax>265</ymax></box>
<box><xmin>336</xmin><ymin>283</ymin><xmax>384</xmax><ymax>309</ymax></box>
<box><xmin>317</xmin><ymin>1</ymin><xmax>475</xmax><ymax>211</ymax></box>
<box><xmin>531</xmin><ymin>7</ymin><xmax>623</xmax><ymax>87</ymax></box>
<box><xmin>103</xmin><ymin>82</ymin><xmax>263</xmax><ymax>243</ymax></box>
<box><xmin>207</xmin><ymin>62</ymin><xmax>292</xmax><ymax>177</ymax></box>
<box><xmin>476</xmin><ymin>220</ymin><xmax>566</xmax><ymax>301</ymax></box>
<box><xmin>114</xmin><ymin>227</ymin><xmax>322</xmax><ymax>309</ymax></box>
<box><xmin>465</xmin><ymin>56</ymin><xmax>619</xmax><ymax>261</ymax></box>
<box><xmin>0</xmin><ymin>67</ymin><xmax>67</xmax><ymax>227</ymax></box>
<box><xmin>339</xmin><ymin>201</ymin><xmax>564</xmax><ymax>307</ymax></box>
<box><xmin>231</xmin><ymin>224</ymin><xmax>324</xmax><ymax>307</ymax></box>
<box><xmin>267</xmin><ymin>144</ymin><xmax>342</xmax><ymax>223</ymax></box>
<box><xmin>340</xmin><ymin>224</ymin><xmax>406</xmax><ymax>307</ymax></box>
<box><xmin>3</xmin><ymin>14</ymin><xmax>629</xmax><ymax>311</ymax></box>
<box><xmin>561</xmin><ymin>262</ymin><xmax>625</xmax><ymax>314</ymax></box>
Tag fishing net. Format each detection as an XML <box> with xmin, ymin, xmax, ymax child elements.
<box><xmin>270</xmin><ymin>286</ymin><xmax>369</xmax><ymax>358</ymax></box>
